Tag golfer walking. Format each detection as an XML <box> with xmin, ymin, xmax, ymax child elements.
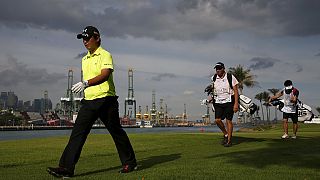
<box><xmin>47</xmin><ymin>26</ymin><xmax>137</xmax><ymax>178</ymax></box>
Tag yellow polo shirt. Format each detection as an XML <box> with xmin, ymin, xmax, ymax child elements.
<box><xmin>82</xmin><ymin>47</ymin><xmax>116</xmax><ymax>100</ymax></box>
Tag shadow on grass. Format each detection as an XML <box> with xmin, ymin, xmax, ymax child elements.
<box><xmin>137</xmin><ymin>153</ymin><xmax>181</xmax><ymax>170</ymax></box>
<box><xmin>75</xmin><ymin>166</ymin><xmax>120</xmax><ymax>177</ymax></box>
<box><xmin>231</xmin><ymin>136</ymin><xmax>267</xmax><ymax>146</ymax></box>
<box><xmin>75</xmin><ymin>153</ymin><xmax>181</xmax><ymax>177</ymax></box>
<box><xmin>208</xmin><ymin>136</ymin><xmax>320</xmax><ymax>169</ymax></box>
<box><xmin>0</xmin><ymin>152</ymin><xmax>116</xmax><ymax>170</ymax></box>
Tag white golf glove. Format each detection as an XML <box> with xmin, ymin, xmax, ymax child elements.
<box><xmin>71</xmin><ymin>81</ymin><xmax>89</xmax><ymax>93</ymax></box>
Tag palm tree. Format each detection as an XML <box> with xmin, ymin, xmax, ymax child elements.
<box><xmin>316</xmin><ymin>107</ymin><xmax>320</xmax><ymax>116</ymax></box>
<box><xmin>255</xmin><ymin>93</ymin><xmax>265</xmax><ymax>123</ymax></box>
<box><xmin>261</xmin><ymin>91</ymin><xmax>270</xmax><ymax>124</ymax></box>
<box><xmin>228</xmin><ymin>65</ymin><xmax>259</xmax><ymax>124</ymax></box>
<box><xmin>268</xmin><ymin>88</ymin><xmax>280</xmax><ymax>122</ymax></box>
<box><xmin>228</xmin><ymin>65</ymin><xmax>259</xmax><ymax>94</ymax></box>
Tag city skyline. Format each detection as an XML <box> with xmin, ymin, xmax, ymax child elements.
<box><xmin>1</xmin><ymin>0</ymin><xmax>320</xmax><ymax>120</ymax></box>
<box><xmin>0</xmin><ymin>91</ymin><xmax>53</xmax><ymax>113</ymax></box>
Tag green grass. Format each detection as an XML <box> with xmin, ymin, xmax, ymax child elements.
<box><xmin>0</xmin><ymin>123</ymin><xmax>320</xmax><ymax>179</ymax></box>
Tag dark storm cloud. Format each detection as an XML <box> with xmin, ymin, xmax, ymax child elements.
<box><xmin>0</xmin><ymin>55</ymin><xmax>65</xmax><ymax>86</ymax></box>
<box><xmin>151</xmin><ymin>73</ymin><xmax>177</xmax><ymax>81</ymax></box>
<box><xmin>249</xmin><ymin>57</ymin><xmax>280</xmax><ymax>70</ymax></box>
<box><xmin>1</xmin><ymin>0</ymin><xmax>320</xmax><ymax>40</ymax></box>
<box><xmin>315</xmin><ymin>52</ymin><xmax>320</xmax><ymax>56</ymax></box>
<box><xmin>204</xmin><ymin>0</ymin><xmax>320</xmax><ymax>37</ymax></box>
<box><xmin>249</xmin><ymin>57</ymin><xmax>303</xmax><ymax>72</ymax></box>
<box><xmin>0</xmin><ymin>0</ymin><xmax>90</xmax><ymax>32</ymax></box>
<box><xmin>284</xmin><ymin>62</ymin><xmax>303</xmax><ymax>73</ymax></box>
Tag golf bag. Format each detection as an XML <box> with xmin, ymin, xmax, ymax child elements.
<box><xmin>239</xmin><ymin>94</ymin><xmax>258</xmax><ymax>115</ymax></box>
<box><xmin>270</xmin><ymin>99</ymin><xmax>314</xmax><ymax>122</ymax></box>
<box><xmin>202</xmin><ymin>83</ymin><xmax>257</xmax><ymax>115</ymax></box>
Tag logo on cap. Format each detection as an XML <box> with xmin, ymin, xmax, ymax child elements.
<box><xmin>77</xmin><ymin>26</ymin><xmax>100</xmax><ymax>40</ymax></box>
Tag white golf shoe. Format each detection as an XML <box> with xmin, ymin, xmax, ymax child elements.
<box><xmin>281</xmin><ymin>133</ymin><xmax>289</xmax><ymax>139</ymax></box>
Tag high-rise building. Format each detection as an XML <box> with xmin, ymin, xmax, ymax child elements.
<box><xmin>7</xmin><ymin>91</ymin><xmax>18</xmax><ymax>109</ymax></box>
<box><xmin>32</xmin><ymin>98</ymin><xmax>52</xmax><ymax>114</ymax></box>
<box><xmin>24</xmin><ymin>101</ymin><xmax>32</xmax><ymax>112</ymax></box>
<box><xmin>17</xmin><ymin>100</ymin><xmax>24</xmax><ymax>111</ymax></box>
<box><xmin>33</xmin><ymin>99</ymin><xmax>42</xmax><ymax>113</ymax></box>
<box><xmin>0</xmin><ymin>92</ymin><xmax>8</xmax><ymax>109</ymax></box>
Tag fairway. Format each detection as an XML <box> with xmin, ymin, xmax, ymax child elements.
<box><xmin>0</xmin><ymin>123</ymin><xmax>319</xmax><ymax>180</ymax></box>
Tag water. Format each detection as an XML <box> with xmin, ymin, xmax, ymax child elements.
<box><xmin>0</xmin><ymin>126</ymin><xmax>240</xmax><ymax>141</ymax></box>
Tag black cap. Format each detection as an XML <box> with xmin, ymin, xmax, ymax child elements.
<box><xmin>284</xmin><ymin>80</ymin><xmax>293</xmax><ymax>87</ymax></box>
<box><xmin>77</xmin><ymin>26</ymin><xmax>100</xmax><ymax>39</ymax></box>
<box><xmin>284</xmin><ymin>80</ymin><xmax>293</xmax><ymax>90</ymax></box>
<box><xmin>214</xmin><ymin>62</ymin><xmax>225</xmax><ymax>69</ymax></box>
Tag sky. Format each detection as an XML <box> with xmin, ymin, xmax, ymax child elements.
<box><xmin>1</xmin><ymin>0</ymin><xmax>320</xmax><ymax>120</ymax></box>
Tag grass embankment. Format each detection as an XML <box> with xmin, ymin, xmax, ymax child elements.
<box><xmin>0</xmin><ymin>123</ymin><xmax>319</xmax><ymax>180</ymax></box>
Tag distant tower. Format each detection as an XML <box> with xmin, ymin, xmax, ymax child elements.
<box><xmin>59</xmin><ymin>69</ymin><xmax>82</xmax><ymax>122</ymax></box>
<box><xmin>150</xmin><ymin>90</ymin><xmax>157</xmax><ymax>123</ymax></box>
<box><xmin>158</xmin><ymin>98</ymin><xmax>164</xmax><ymax>121</ymax></box>
<box><xmin>205</xmin><ymin>105</ymin><xmax>210</xmax><ymax>124</ymax></box>
<box><xmin>164</xmin><ymin>103</ymin><xmax>168</xmax><ymax>125</ymax></box>
<box><xmin>44</xmin><ymin>90</ymin><xmax>49</xmax><ymax>113</ymax></box>
<box><xmin>124</xmin><ymin>68</ymin><xmax>136</xmax><ymax>120</ymax></box>
<box><xmin>60</xmin><ymin>69</ymin><xmax>74</xmax><ymax>120</ymax></box>
<box><xmin>66</xmin><ymin>69</ymin><xmax>74</xmax><ymax>119</ymax></box>
<box><xmin>202</xmin><ymin>104</ymin><xmax>211</xmax><ymax>124</ymax></box>
<box><xmin>136</xmin><ymin>105</ymin><xmax>142</xmax><ymax>120</ymax></box>
<box><xmin>143</xmin><ymin>105</ymin><xmax>149</xmax><ymax>120</ymax></box>
<box><xmin>67</xmin><ymin>69</ymin><xmax>73</xmax><ymax>100</ymax></box>
<box><xmin>183</xmin><ymin>103</ymin><xmax>187</xmax><ymax>121</ymax></box>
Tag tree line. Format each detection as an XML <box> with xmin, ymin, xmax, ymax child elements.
<box><xmin>0</xmin><ymin>111</ymin><xmax>23</xmax><ymax>126</ymax></box>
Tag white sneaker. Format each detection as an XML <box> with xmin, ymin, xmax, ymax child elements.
<box><xmin>291</xmin><ymin>135</ymin><xmax>297</xmax><ymax>139</ymax></box>
<box><xmin>281</xmin><ymin>134</ymin><xmax>289</xmax><ymax>139</ymax></box>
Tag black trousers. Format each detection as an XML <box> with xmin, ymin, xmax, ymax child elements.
<box><xmin>59</xmin><ymin>96</ymin><xmax>136</xmax><ymax>172</ymax></box>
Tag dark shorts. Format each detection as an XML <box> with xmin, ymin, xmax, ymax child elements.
<box><xmin>214</xmin><ymin>102</ymin><xmax>234</xmax><ymax>121</ymax></box>
<box><xmin>283</xmin><ymin>112</ymin><xmax>298</xmax><ymax>123</ymax></box>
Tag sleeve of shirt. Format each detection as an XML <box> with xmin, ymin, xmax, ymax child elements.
<box><xmin>231</xmin><ymin>75</ymin><xmax>239</xmax><ymax>86</ymax></box>
<box><xmin>293</xmin><ymin>88</ymin><xmax>299</xmax><ymax>97</ymax></box>
<box><xmin>101</xmin><ymin>52</ymin><xmax>114</xmax><ymax>70</ymax></box>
